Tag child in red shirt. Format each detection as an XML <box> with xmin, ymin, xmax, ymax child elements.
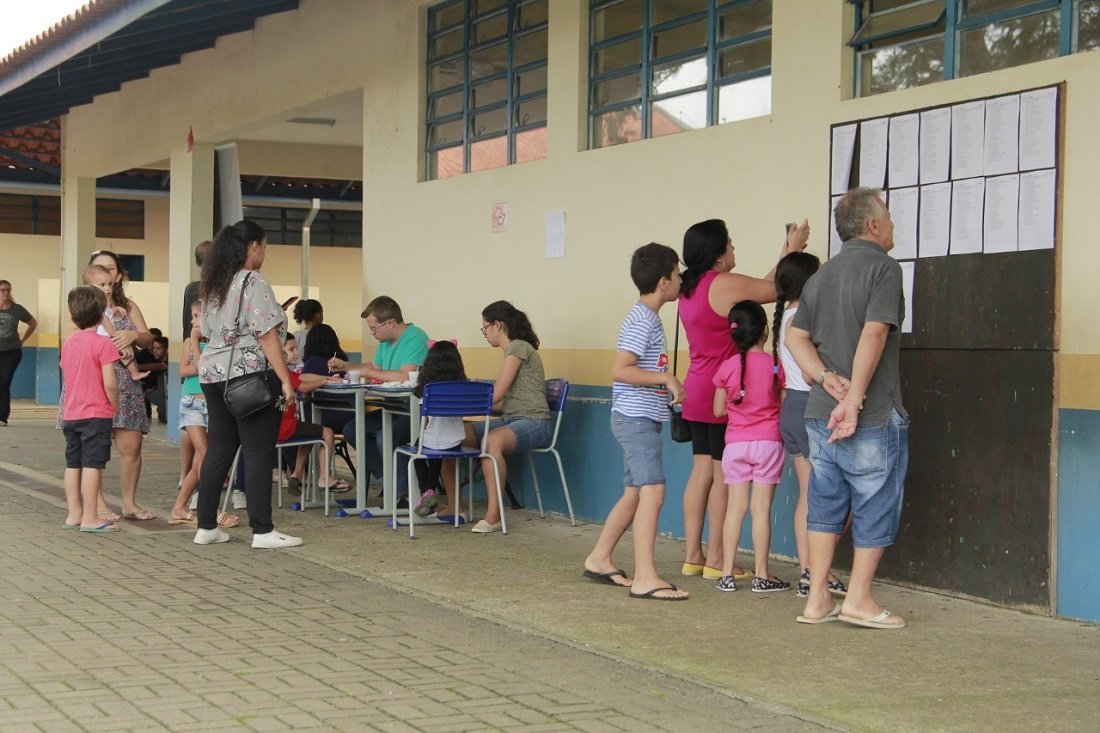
<box><xmin>60</xmin><ymin>286</ymin><xmax>120</xmax><ymax>533</ymax></box>
<box><xmin>280</xmin><ymin>335</ymin><xmax>346</xmax><ymax>493</ymax></box>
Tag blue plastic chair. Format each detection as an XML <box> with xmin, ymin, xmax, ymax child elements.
<box><xmin>526</xmin><ymin>379</ymin><xmax>576</xmax><ymax>526</ymax></box>
<box><xmin>393</xmin><ymin>380</ymin><xmax>504</xmax><ymax>538</ymax></box>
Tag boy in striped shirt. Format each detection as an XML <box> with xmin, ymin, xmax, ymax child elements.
<box><xmin>583</xmin><ymin>243</ymin><xmax>689</xmax><ymax>601</ymax></box>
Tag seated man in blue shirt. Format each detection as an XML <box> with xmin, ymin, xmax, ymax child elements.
<box><xmin>329</xmin><ymin>296</ymin><xmax>428</xmax><ymax>504</ymax></box>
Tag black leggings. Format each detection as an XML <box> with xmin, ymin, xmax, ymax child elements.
<box><xmin>0</xmin><ymin>347</ymin><xmax>23</xmax><ymax>422</ymax></box>
<box><xmin>197</xmin><ymin>374</ymin><xmax>282</xmax><ymax>533</ymax></box>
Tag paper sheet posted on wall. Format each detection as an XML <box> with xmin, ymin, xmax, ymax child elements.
<box><xmin>831</xmin><ymin>124</ymin><xmax>856</xmax><ymax>194</ymax></box>
<box><xmin>858</xmin><ymin>118</ymin><xmax>888</xmax><ymax>188</ymax></box>
<box><xmin>545</xmin><ymin>211</ymin><xmax>565</xmax><ymax>258</ymax></box>
<box><xmin>899</xmin><ymin>261</ymin><xmax>915</xmax><ymax>334</ymax></box>
<box><xmin>1018</xmin><ymin>168</ymin><xmax>1056</xmax><ymax>251</ymax></box>
<box><xmin>888</xmin><ymin>187</ymin><xmax>918</xmax><ymax>260</ymax></box>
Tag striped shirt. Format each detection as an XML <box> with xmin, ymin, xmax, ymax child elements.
<box><xmin>612</xmin><ymin>303</ymin><xmax>670</xmax><ymax>423</ymax></box>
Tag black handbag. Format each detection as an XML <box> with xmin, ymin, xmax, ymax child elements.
<box><xmin>668</xmin><ymin>306</ymin><xmax>691</xmax><ymax>443</ymax></box>
<box><xmin>221</xmin><ymin>273</ymin><xmax>276</xmax><ymax>419</ymax></box>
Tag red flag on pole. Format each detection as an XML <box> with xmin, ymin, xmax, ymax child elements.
<box><xmin>186</xmin><ymin>126</ymin><xmax>194</xmax><ymax>153</ymax></box>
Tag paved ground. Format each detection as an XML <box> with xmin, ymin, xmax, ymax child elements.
<box><xmin>1</xmin><ymin>404</ymin><xmax>1098</xmax><ymax>732</ymax></box>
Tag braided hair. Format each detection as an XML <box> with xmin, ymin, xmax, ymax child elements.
<box><xmin>727</xmin><ymin>300</ymin><xmax>776</xmax><ymax>405</ymax></box>
<box><xmin>771</xmin><ymin>252</ymin><xmax>821</xmax><ymax>369</ymax></box>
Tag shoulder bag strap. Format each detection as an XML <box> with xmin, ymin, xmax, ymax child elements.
<box><xmin>224</xmin><ymin>271</ymin><xmax>253</xmax><ymax>372</ymax></box>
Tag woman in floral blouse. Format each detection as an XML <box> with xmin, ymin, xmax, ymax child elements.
<box><xmin>193</xmin><ymin>220</ymin><xmax>299</xmax><ymax>549</ymax></box>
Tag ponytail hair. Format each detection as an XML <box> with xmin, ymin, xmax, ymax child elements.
<box><xmin>727</xmin><ymin>300</ymin><xmax>775</xmax><ymax>405</ymax></box>
<box><xmin>681</xmin><ymin>219</ymin><xmax>729</xmax><ymax>298</ymax></box>
<box><xmin>481</xmin><ymin>300</ymin><xmax>539</xmax><ymax>349</ymax></box>
<box><xmin>771</xmin><ymin>252</ymin><xmax>820</xmax><ymax>369</ymax></box>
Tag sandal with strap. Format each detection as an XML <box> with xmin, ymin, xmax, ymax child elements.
<box><xmin>216</xmin><ymin>511</ymin><xmax>240</xmax><ymax>528</ymax></box>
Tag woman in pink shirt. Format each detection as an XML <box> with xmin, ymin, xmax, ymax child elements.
<box><xmin>678</xmin><ymin>218</ymin><xmax>809</xmax><ymax>580</ymax></box>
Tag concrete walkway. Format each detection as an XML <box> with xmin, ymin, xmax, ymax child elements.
<box><xmin>1</xmin><ymin>404</ymin><xmax>1097</xmax><ymax>732</ymax></box>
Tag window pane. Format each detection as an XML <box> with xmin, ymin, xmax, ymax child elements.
<box><xmin>961</xmin><ymin>0</ymin><xmax>1045</xmax><ymax>21</ymax></box>
<box><xmin>429</xmin><ymin>90</ymin><xmax>464</xmax><ymax>120</ymax></box>
<box><xmin>471</xmin><ymin>78</ymin><xmax>507</xmax><ymax>108</ymax></box>
<box><xmin>516</xmin><ymin>0</ymin><xmax>548</xmax><ymax>30</ymax></box>
<box><xmin>652</xmin><ymin>56</ymin><xmax>706</xmax><ymax>95</ymax></box>
<box><xmin>858</xmin><ymin>36</ymin><xmax>944</xmax><ymax>95</ymax></box>
<box><xmin>594</xmin><ymin>37</ymin><xmax>642</xmax><ymax>74</ymax></box>
<box><xmin>1081</xmin><ymin>0</ymin><xmax>1100</xmax><ymax>51</ymax></box>
<box><xmin>475</xmin><ymin>0</ymin><xmax>508</xmax><ymax>16</ymax></box>
<box><xmin>651</xmin><ymin>90</ymin><xmax>707</xmax><ymax>136</ymax></box>
<box><xmin>592</xmin><ymin>105</ymin><xmax>643</xmax><ymax>148</ymax></box>
<box><xmin>514</xmin><ymin>127</ymin><xmax>547</xmax><ymax>163</ymax></box>
<box><xmin>515</xmin><ymin>64</ymin><xmax>547</xmax><ymax>96</ymax></box>
<box><xmin>516</xmin><ymin>96</ymin><xmax>547</xmax><ymax>126</ymax></box>
<box><xmin>515</xmin><ymin>27</ymin><xmax>548</xmax><ymax>65</ymax></box>
<box><xmin>431</xmin><ymin>26</ymin><xmax>465</xmax><ymax>60</ymax></box>
<box><xmin>470</xmin><ymin>136</ymin><xmax>509</xmax><ymax>171</ymax></box>
<box><xmin>475</xmin><ymin>13</ymin><xmax>508</xmax><ymax>44</ymax></box>
<box><xmin>717</xmin><ymin>37</ymin><xmax>771</xmax><ymax>79</ymax></box>
<box><xmin>472</xmin><ymin>106</ymin><xmax>508</xmax><ymax>137</ymax></box>
<box><xmin>652</xmin><ymin>19</ymin><xmax>706</xmax><ymax>59</ymax></box>
<box><xmin>431</xmin><ymin>1</ymin><xmax>464</xmax><ymax>32</ymax></box>
<box><xmin>593</xmin><ymin>0</ymin><xmax>643</xmax><ymax>42</ymax></box>
<box><xmin>429</xmin><ymin>118</ymin><xmax>464</xmax><ymax>147</ymax></box>
<box><xmin>719</xmin><ymin>0</ymin><xmax>772</xmax><ymax>41</ymax></box>
<box><xmin>717</xmin><ymin>75</ymin><xmax>772</xmax><ymax>123</ymax></box>
<box><xmin>430</xmin><ymin>147</ymin><xmax>465</xmax><ymax>179</ymax></box>
<box><xmin>958</xmin><ymin>9</ymin><xmax>1060</xmax><ymax>77</ymax></box>
<box><xmin>471</xmin><ymin>41</ymin><xmax>507</xmax><ymax>80</ymax></box>
<box><xmin>593</xmin><ymin>71</ymin><xmax>642</xmax><ymax>107</ymax></box>
<box><xmin>852</xmin><ymin>0</ymin><xmax>944</xmax><ymax>44</ymax></box>
<box><xmin>429</xmin><ymin>60</ymin><xmax>464</xmax><ymax>93</ymax></box>
<box><xmin>652</xmin><ymin>0</ymin><xmax>707</xmax><ymax>26</ymax></box>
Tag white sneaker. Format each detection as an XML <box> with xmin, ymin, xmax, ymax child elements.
<box><xmin>188</xmin><ymin>492</ymin><xmax>198</xmax><ymax>511</ymax></box>
<box><xmin>231</xmin><ymin>490</ymin><xmax>247</xmax><ymax>510</ymax></box>
<box><xmin>194</xmin><ymin>527</ymin><xmax>230</xmax><ymax>545</ymax></box>
<box><xmin>251</xmin><ymin>530</ymin><xmax>303</xmax><ymax>549</ymax></box>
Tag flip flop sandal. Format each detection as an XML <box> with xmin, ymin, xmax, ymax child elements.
<box><xmin>169</xmin><ymin>511</ymin><xmax>198</xmax><ymax>525</ymax></box>
<box><xmin>325</xmin><ymin>480</ymin><xmax>351</xmax><ymax>494</ymax></box>
<box><xmin>98</xmin><ymin>511</ymin><xmax>121</xmax><ymax>522</ymax></box>
<box><xmin>216</xmin><ymin>511</ymin><xmax>241</xmax><ymax>528</ymax></box>
<box><xmin>123</xmin><ymin>509</ymin><xmax>156</xmax><ymax>521</ymax></box>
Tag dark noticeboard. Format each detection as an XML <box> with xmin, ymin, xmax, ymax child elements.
<box><xmin>828</xmin><ymin>85</ymin><xmax>1061</xmax><ymax>610</ymax></box>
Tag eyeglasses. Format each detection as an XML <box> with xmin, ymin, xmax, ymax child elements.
<box><xmin>368</xmin><ymin>319</ymin><xmax>392</xmax><ymax>333</ymax></box>
<box><xmin>480</xmin><ymin>324</ymin><xmax>490</xmax><ymax>335</ymax></box>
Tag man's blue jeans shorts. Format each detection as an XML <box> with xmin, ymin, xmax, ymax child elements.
<box><xmin>806</xmin><ymin>408</ymin><xmax>909</xmax><ymax>548</ymax></box>
<box><xmin>611</xmin><ymin>411</ymin><xmax>665</xmax><ymax>488</ymax></box>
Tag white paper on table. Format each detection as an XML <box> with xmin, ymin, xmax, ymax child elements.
<box><xmin>899</xmin><ymin>261</ymin><xmax>915</xmax><ymax>334</ymax></box>
<box><xmin>831</xmin><ymin>123</ymin><xmax>857</xmax><ymax>195</ymax></box>
<box><xmin>950</xmin><ymin>178</ymin><xmax>985</xmax><ymax>255</ymax></box>
<box><xmin>983</xmin><ymin>174</ymin><xmax>1020</xmax><ymax>253</ymax></box>
<box><xmin>1020</xmin><ymin>87</ymin><xmax>1058</xmax><ymax>171</ymax></box>
<box><xmin>984</xmin><ymin>94</ymin><xmax>1020</xmax><ymax>176</ymax></box>
<box><xmin>888</xmin><ymin>187</ymin><xmax>918</xmax><ymax>260</ymax></box>
<box><xmin>918</xmin><ymin>182</ymin><xmax>951</xmax><ymax>258</ymax></box>
<box><xmin>951</xmin><ymin>101</ymin><xmax>985</xmax><ymax>180</ymax></box>
<box><xmin>829</xmin><ymin>195</ymin><xmax>843</xmax><ymax>258</ymax></box>
<box><xmin>858</xmin><ymin>118</ymin><xmax>889</xmax><ymax>188</ymax></box>
<box><xmin>544</xmin><ymin>210</ymin><xmax>566</xmax><ymax>258</ymax></box>
<box><xmin>1018</xmin><ymin>168</ymin><xmax>1056</xmax><ymax>251</ymax></box>
<box><xmin>919</xmin><ymin>107</ymin><xmax>951</xmax><ymax>184</ymax></box>
<box><xmin>888</xmin><ymin>114</ymin><xmax>920</xmax><ymax>188</ymax></box>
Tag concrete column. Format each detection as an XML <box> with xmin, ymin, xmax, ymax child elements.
<box><xmin>546</xmin><ymin>1</ymin><xmax>585</xmax><ymax>158</ymax></box>
<box><xmin>166</xmin><ymin>143</ymin><xmax>215</xmax><ymax>442</ymax></box>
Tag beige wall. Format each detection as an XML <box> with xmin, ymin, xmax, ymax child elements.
<box><xmin>27</xmin><ymin>0</ymin><xmax>1100</xmax><ymax>401</ymax></box>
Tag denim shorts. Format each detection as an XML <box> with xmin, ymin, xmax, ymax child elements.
<box><xmin>780</xmin><ymin>389</ymin><xmax>810</xmax><ymax>457</ymax></box>
<box><xmin>806</xmin><ymin>408</ymin><xmax>909</xmax><ymax>548</ymax></box>
<box><xmin>610</xmin><ymin>412</ymin><xmax>665</xmax><ymax>488</ymax></box>
<box><xmin>472</xmin><ymin>415</ymin><xmax>553</xmax><ymax>454</ymax></box>
<box><xmin>721</xmin><ymin>440</ymin><xmax>785</xmax><ymax>485</ymax></box>
<box><xmin>178</xmin><ymin>394</ymin><xmax>208</xmax><ymax>430</ymax></box>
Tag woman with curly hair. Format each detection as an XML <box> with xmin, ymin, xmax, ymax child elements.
<box><xmin>193</xmin><ymin>219</ymin><xmax>299</xmax><ymax>549</ymax></box>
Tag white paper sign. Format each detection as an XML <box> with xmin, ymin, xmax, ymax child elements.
<box><xmin>544</xmin><ymin>211</ymin><xmax>566</xmax><ymax>258</ymax></box>
<box><xmin>1018</xmin><ymin>168</ymin><xmax>1056</xmax><ymax>251</ymax></box>
<box><xmin>859</xmin><ymin>118</ymin><xmax>889</xmax><ymax>188</ymax></box>
<box><xmin>491</xmin><ymin>200</ymin><xmax>508</xmax><ymax>233</ymax></box>
<box><xmin>888</xmin><ymin>187</ymin><xmax>919</xmax><ymax>260</ymax></box>
<box><xmin>950</xmin><ymin>178</ymin><xmax>985</xmax><ymax>255</ymax></box>
<box><xmin>951</xmin><ymin>101</ymin><xmax>985</xmax><ymax>180</ymax></box>
<box><xmin>918</xmin><ymin>182</ymin><xmax>951</xmax><ymax>258</ymax></box>
<box><xmin>831</xmin><ymin>124</ymin><xmax>857</xmax><ymax>195</ymax></box>
<box><xmin>1020</xmin><ymin>87</ymin><xmax>1058</xmax><ymax>171</ymax></box>
<box><xmin>983</xmin><ymin>174</ymin><xmax>1020</xmax><ymax>253</ymax></box>
<box><xmin>829</xmin><ymin>195</ymin><xmax>843</xmax><ymax>258</ymax></box>
<box><xmin>899</xmin><ymin>260</ymin><xmax>915</xmax><ymax>334</ymax></box>
<box><xmin>984</xmin><ymin>94</ymin><xmax>1020</xmax><ymax>177</ymax></box>
<box><xmin>888</xmin><ymin>114</ymin><xmax>920</xmax><ymax>188</ymax></box>
<box><xmin>919</xmin><ymin>107</ymin><xmax>951</xmax><ymax>184</ymax></box>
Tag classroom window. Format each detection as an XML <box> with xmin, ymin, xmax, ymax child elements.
<box><xmin>588</xmin><ymin>0</ymin><xmax>772</xmax><ymax>149</ymax></box>
<box><xmin>242</xmin><ymin>206</ymin><xmax>363</xmax><ymax>248</ymax></box>
<box><xmin>852</xmin><ymin>0</ymin><xmax>1099</xmax><ymax>97</ymax></box>
<box><xmin>0</xmin><ymin>194</ymin><xmax>143</xmax><ymax>238</ymax></box>
<box><xmin>425</xmin><ymin>0</ymin><xmax>549</xmax><ymax>180</ymax></box>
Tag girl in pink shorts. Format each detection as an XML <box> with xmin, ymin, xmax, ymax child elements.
<box><xmin>711</xmin><ymin>300</ymin><xmax>789</xmax><ymax>593</ymax></box>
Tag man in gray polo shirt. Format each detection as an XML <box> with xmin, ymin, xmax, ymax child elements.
<box><xmin>786</xmin><ymin>187</ymin><xmax>909</xmax><ymax>630</ymax></box>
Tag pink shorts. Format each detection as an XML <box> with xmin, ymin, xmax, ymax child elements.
<box><xmin>721</xmin><ymin>440</ymin><xmax>785</xmax><ymax>485</ymax></box>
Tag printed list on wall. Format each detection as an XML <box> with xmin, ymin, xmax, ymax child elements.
<box><xmin>828</xmin><ymin>85</ymin><xmax>1059</xmax><ymax>334</ymax></box>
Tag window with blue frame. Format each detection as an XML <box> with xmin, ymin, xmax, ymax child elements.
<box><xmin>425</xmin><ymin>0</ymin><xmax>549</xmax><ymax>180</ymax></box>
<box><xmin>588</xmin><ymin>0</ymin><xmax>772</xmax><ymax>149</ymax></box>
<box><xmin>851</xmin><ymin>0</ymin><xmax>1100</xmax><ymax>97</ymax></box>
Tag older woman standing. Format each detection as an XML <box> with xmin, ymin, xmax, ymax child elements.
<box><xmin>0</xmin><ymin>280</ymin><xmax>38</xmax><ymax>427</ymax></box>
<box><xmin>192</xmin><ymin>220</ymin><xmax>298</xmax><ymax>549</ymax></box>
<box><xmin>678</xmin><ymin>218</ymin><xmax>809</xmax><ymax>579</ymax></box>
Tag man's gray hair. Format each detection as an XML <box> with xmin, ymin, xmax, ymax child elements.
<box><xmin>834</xmin><ymin>187</ymin><xmax>886</xmax><ymax>242</ymax></box>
